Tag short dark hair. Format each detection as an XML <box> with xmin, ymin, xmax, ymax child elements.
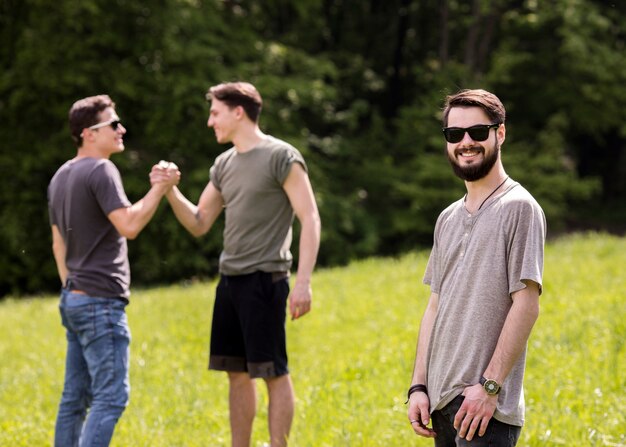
<box><xmin>442</xmin><ymin>89</ymin><xmax>506</xmax><ymax>127</ymax></box>
<box><xmin>206</xmin><ymin>82</ymin><xmax>263</xmax><ymax>123</ymax></box>
<box><xmin>68</xmin><ymin>95</ymin><xmax>115</xmax><ymax>147</ymax></box>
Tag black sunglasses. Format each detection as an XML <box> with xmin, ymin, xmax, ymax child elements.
<box><xmin>442</xmin><ymin>123</ymin><xmax>500</xmax><ymax>143</ymax></box>
<box><xmin>88</xmin><ymin>119</ymin><xmax>122</xmax><ymax>131</ymax></box>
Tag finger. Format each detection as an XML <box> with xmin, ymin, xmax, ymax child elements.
<box><xmin>453</xmin><ymin>408</ymin><xmax>466</xmax><ymax>430</ymax></box>
<box><xmin>478</xmin><ymin>417</ymin><xmax>490</xmax><ymax>437</ymax></box>
<box><xmin>458</xmin><ymin>415</ymin><xmax>472</xmax><ymax>439</ymax></box>
<box><xmin>465</xmin><ymin>419</ymin><xmax>479</xmax><ymax>441</ymax></box>
<box><xmin>289</xmin><ymin>301</ymin><xmax>298</xmax><ymax>320</ymax></box>
<box><xmin>419</xmin><ymin>406</ymin><xmax>430</xmax><ymax>427</ymax></box>
<box><xmin>410</xmin><ymin>420</ymin><xmax>436</xmax><ymax>438</ymax></box>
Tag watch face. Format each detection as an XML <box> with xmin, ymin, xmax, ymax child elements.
<box><xmin>484</xmin><ymin>379</ymin><xmax>500</xmax><ymax>395</ymax></box>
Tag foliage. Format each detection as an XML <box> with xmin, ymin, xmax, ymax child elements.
<box><xmin>0</xmin><ymin>233</ymin><xmax>624</xmax><ymax>445</ymax></box>
<box><xmin>0</xmin><ymin>0</ymin><xmax>624</xmax><ymax>296</ymax></box>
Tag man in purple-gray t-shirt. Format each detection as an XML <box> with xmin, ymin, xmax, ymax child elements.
<box><xmin>48</xmin><ymin>94</ymin><xmax>179</xmax><ymax>447</ymax></box>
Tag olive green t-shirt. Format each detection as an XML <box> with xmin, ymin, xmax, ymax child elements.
<box><xmin>210</xmin><ymin>136</ymin><xmax>306</xmax><ymax>275</ymax></box>
<box><xmin>423</xmin><ymin>180</ymin><xmax>546</xmax><ymax>426</ymax></box>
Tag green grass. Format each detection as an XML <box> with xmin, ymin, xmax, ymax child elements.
<box><xmin>1</xmin><ymin>232</ymin><xmax>624</xmax><ymax>446</ymax></box>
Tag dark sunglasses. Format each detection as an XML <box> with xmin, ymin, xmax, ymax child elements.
<box><xmin>442</xmin><ymin>123</ymin><xmax>500</xmax><ymax>143</ymax></box>
<box><xmin>88</xmin><ymin>119</ymin><xmax>122</xmax><ymax>131</ymax></box>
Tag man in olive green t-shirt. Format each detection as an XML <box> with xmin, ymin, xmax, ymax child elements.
<box><xmin>156</xmin><ymin>82</ymin><xmax>321</xmax><ymax>447</ymax></box>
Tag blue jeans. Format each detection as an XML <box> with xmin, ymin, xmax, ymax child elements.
<box><xmin>55</xmin><ymin>290</ymin><xmax>131</xmax><ymax>447</ymax></box>
<box><xmin>432</xmin><ymin>395</ymin><xmax>521</xmax><ymax>446</ymax></box>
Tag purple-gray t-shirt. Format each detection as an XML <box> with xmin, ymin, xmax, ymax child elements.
<box><xmin>48</xmin><ymin>157</ymin><xmax>132</xmax><ymax>298</ymax></box>
<box><xmin>423</xmin><ymin>181</ymin><xmax>546</xmax><ymax>426</ymax></box>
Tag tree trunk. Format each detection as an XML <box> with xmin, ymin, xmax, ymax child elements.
<box><xmin>439</xmin><ymin>0</ymin><xmax>449</xmax><ymax>66</ymax></box>
<box><xmin>464</xmin><ymin>0</ymin><xmax>482</xmax><ymax>71</ymax></box>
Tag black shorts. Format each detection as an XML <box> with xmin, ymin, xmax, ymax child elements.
<box><xmin>208</xmin><ymin>271</ymin><xmax>290</xmax><ymax>379</ymax></box>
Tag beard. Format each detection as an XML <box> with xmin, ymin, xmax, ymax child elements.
<box><xmin>446</xmin><ymin>140</ymin><xmax>500</xmax><ymax>182</ymax></box>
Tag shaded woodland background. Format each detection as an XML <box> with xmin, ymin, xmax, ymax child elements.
<box><xmin>1</xmin><ymin>0</ymin><xmax>624</xmax><ymax>298</ymax></box>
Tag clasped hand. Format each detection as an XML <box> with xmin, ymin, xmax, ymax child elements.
<box><xmin>150</xmin><ymin>160</ymin><xmax>181</xmax><ymax>190</ymax></box>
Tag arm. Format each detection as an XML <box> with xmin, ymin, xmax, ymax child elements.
<box><xmin>408</xmin><ymin>292</ymin><xmax>439</xmax><ymax>438</ymax></box>
<box><xmin>454</xmin><ymin>280</ymin><xmax>540</xmax><ymax>441</ymax></box>
<box><xmin>282</xmin><ymin>163</ymin><xmax>321</xmax><ymax>320</ymax></box>
<box><xmin>164</xmin><ymin>182</ymin><xmax>224</xmax><ymax>238</ymax></box>
<box><xmin>51</xmin><ymin>225</ymin><xmax>68</xmax><ymax>286</ymax></box>
<box><xmin>108</xmin><ymin>167</ymin><xmax>180</xmax><ymax>240</ymax></box>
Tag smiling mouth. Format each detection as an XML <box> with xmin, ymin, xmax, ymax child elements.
<box><xmin>456</xmin><ymin>147</ymin><xmax>483</xmax><ymax>158</ymax></box>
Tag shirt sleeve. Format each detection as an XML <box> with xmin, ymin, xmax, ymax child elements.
<box><xmin>423</xmin><ymin>217</ymin><xmax>442</xmax><ymax>293</ymax></box>
<box><xmin>271</xmin><ymin>145</ymin><xmax>307</xmax><ymax>185</ymax></box>
<box><xmin>506</xmin><ymin>199</ymin><xmax>546</xmax><ymax>296</ymax></box>
<box><xmin>90</xmin><ymin>160</ymin><xmax>131</xmax><ymax>216</ymax></box>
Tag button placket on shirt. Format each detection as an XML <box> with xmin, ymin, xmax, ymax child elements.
<box><xmin>460</xmin><ymin>213</ymin><xmax>474</xmax><ymax>259</ymax></box>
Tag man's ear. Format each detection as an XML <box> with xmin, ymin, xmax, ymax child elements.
<box><xmin>497</xmin><ymin>123</ymin><xmax>506</xmax><ymax>145</ymax></box>
<box><xmin>80</xmin><ymin>128</ymin><xmax>94</xmax><ymax>142</ymax></box>
<box><xmin>234</xmin><ymin>105</ymin><xmax>245</xmax><ymax>120</ymax></box>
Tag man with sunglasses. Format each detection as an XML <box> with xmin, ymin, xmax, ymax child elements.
<box><xmin>48</xmin><ymin>94</ymin><xmax>179</xmax><ymax>446</ymax></box>
<box><xmin>407</xmin><ymin>89</ymin><xmax>546</xmax><ymax>446</ymax></box>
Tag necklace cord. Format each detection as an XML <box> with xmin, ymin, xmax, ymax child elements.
<box><xmin>465</xmin><ymin>176</ymin><xmax>510</xmax><ymax>211</ymax></box>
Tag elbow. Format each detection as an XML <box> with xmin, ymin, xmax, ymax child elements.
<box><xmin>188</xmin><ymin>223</ymin><xmax>208</xmax><ymax>238</ymax></box>
<box><xmin>530</xmin><ymin>301</ymin><xmax>540</xmax><ymax>323</ymax></box>
<box><xmin>520</xmin><ymin>299</ymin><xmax>540</xmax><ymax>326</ymax></box>
<box><xmin>304</xmin><ymin>212</ymin><xmax>322</xmax><ymax>234</ymax></box>
<box><xmin>190</xmin><ymin>229</ymin><xmax>205</xmax><ymax>238</ymax></box>
<box><xmin>119</xmin><ymin>227</ymin><xmax>141</xmax><ymax>240</ymax></box>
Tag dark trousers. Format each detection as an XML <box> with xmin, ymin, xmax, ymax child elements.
<box><xmin>432</xmin><ymin>395</ymin><xmax>521</xmax><ymax>447</ymax></box>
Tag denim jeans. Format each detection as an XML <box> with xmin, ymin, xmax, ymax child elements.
<box><xmin>432</xmin><ymin>395</ymin><xmax>521</xmax><ymax>447</ymax></box>
<box><xmin>55</xmin><ymin>289</ymin><xmax>131</xmax><ymax>447</ymax></box>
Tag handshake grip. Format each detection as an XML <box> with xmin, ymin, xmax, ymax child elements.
<box><xmin>151</xmin><ymin>160</ymin><xmax>181</xmax><ymax>190</ymax></box>
<box><xmin>158</xmin><ymin>160</ymin><xmax>179</xmax><ymax>170</ymax></box>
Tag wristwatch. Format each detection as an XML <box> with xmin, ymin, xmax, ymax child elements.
<box><xmin>480</xmin><ymin>376</ymin><xmax>501</xmax><ymax>395</ymax></box>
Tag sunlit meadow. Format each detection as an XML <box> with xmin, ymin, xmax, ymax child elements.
<box><xmin>0</xmin><ymin>233</ymin><xmax>624</xmax><ymax>446</ymax></box>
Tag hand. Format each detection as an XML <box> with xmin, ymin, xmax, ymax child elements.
<box><xmin>453</xmin><ymin>384</ymin><xmax>497</xmax><ymax>441</ymax></box>
<box><xmin>408</xmin><ymin>392</ymin><xmax>436</xmax><ymax>438</ymax></box>
<box><xmin>289</xmin><ymin>281</ymin><xmax>312</xmax><ymax>320</ymax></box>
<box><xmin>150</xmin><ymin>160</ymin><xmax>180</xmax><ymax>190</ymax></box>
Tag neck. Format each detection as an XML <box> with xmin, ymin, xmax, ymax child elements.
<box><xmin>75</xmin><ymin>146</ymin><xmax>110</xmax><ymax>160</ymax></box>
<box><xmin>232</xmin><ymin>126</ymin><xmax>266</xmax><ymax>153</ymax></box>
<box><xmin>464</xmin><ymin>166</ymin><xmax>509</xmax><ymax>213</ymax></box>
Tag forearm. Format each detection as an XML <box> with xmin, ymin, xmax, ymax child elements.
<box><xmin>411</xmin><ymin>294</ymin><xmax>438</xmax><ymax>384</ymax></box>
<box><xmin>483</xmin><ymin>286</ymin><xmax>540</xmax><ymax>382</ymax></box>
<box><xmin>52</xmin><ymin>245</ymin><xmax>68</xmax><ymax>286</ymax></box>
<box><xmin>122</xmin><ymin>185</ymin><xmax>167</xmax><ymax>239</ymax></box>
<box><xmin>165</xmin><ymin>186</ymin><xmax>204</xmax><ymax>235</ymax></box>
<box><xmin>294</xmin><ymin>213</ymin><xmax>321</xmax><ymax>285</ymax></box>
<box><xmin>51</xmin><ymin>226</ymin><xmax>68</xmax><ymax>286</ymax></box>
<box><xmin>166</xmin><ymin>185</ymin><xmax>223</xmax><ymax>237</ymax></box>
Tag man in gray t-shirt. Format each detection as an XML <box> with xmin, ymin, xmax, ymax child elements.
<box><xmin>407</xmin><ymin>89</ymin><xmax>545</xmax><ymax>447</ymax></box>
<box><xmin>48</xmin><ymin>95</ymin><xmax>178</xmax><ymax>446</ymax></box>
<box><xmin>158</xmin><ymin>82</ymin><xmax>321</xmax><ymax>447</ymax></box>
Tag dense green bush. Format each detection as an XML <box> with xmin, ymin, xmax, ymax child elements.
<box><xmin>1</xmin><ymin>0</ymin><xmax>623</xmax><ymax>297</ymax></box>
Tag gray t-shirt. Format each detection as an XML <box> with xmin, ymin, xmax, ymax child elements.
<box><xmin>423</xmin><ymin>181</ymin><xmax>546</xmax><ymax>426</ymax></box>
<box><xmin>48</xmin><ymin>157</ymin><xmax>132</xmax><ymax>298</ymax></box>
<box><xmin>210</xmin><ymin>136</ymin><xmax>306</xmax><ymax>275</ymax></box>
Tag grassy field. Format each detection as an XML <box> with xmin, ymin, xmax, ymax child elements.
<box><xmin>0</xmin><ymin>232</ymin><xmax>624</xmax><ymax>446</ymax></box>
